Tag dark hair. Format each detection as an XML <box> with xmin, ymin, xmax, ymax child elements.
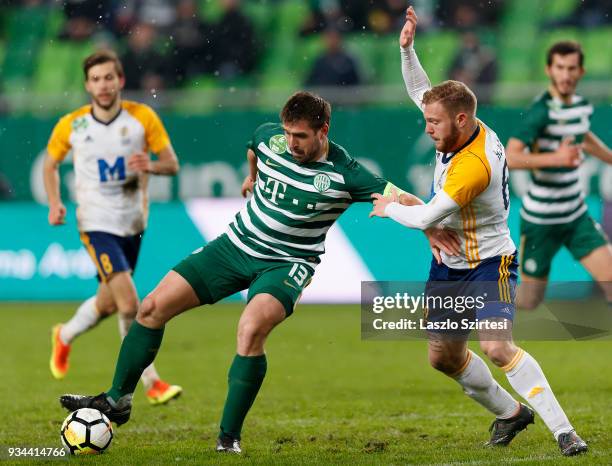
<box><xmin>547</xmin><ymin>41</ymin><xmax>584</xmax><ymax>67</ymax></box>
<box><xmin>83</xmin><ymin>50</ymin><xmax>124</xmax><ymax>80</ymax></box>
<box><xmin>280</xmin><ymin>91</ymin><xmax>331</xmax><ymax>130</ymax></box>
<box><xmin>422</xmin><ymin>80</ymin><xmax>477</xmax><ymax>117</ymax></box>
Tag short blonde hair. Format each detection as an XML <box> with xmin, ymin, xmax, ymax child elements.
<box><xmin>422</xmin><ymin>80</ymin><xmax>477</xmax><ymax>117</ymax></box>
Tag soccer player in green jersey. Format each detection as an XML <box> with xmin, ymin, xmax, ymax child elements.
<box><xmin>505</xmin><ymin>41</ymin><xmax>612</xmax><ymax>309</ymax></box>
<box><xmin>58</xmin><ymin>91</ymin><xmax>459</xmax><ymax>453</ymax></box>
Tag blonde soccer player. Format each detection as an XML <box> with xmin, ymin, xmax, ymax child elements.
<box><xmin>370</xmin><ymin>7</ymin><xmax>587</xmax><ymax>457</ymax></box>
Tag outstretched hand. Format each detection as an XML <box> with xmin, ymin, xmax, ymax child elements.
<box><xmin>399</xmin><ymin>6</ymin><xmax>418</xmax><ymax>48</ymax></box>
<box><xmin>369</xmin><ymin>188</ymin><xmax>399</xmax><ymax>218</ymax></box>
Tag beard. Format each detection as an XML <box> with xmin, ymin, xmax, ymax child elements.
<box><xmin>292</xmin><ymin>139</ymin><xmax>322</xmax><ymax>164</ymax></box>
<box><xmin>552</xmin><ymin>77</ymin><xmax>576</xmax><ymax>98</ymax></box>
<box><xmin>437</xmin><ymin>124</ymin><xmax>461</xmax><ymax>153</ymax></box>
<box><xmin>93</xmin><ymin>94</ymin><xmax>118</xmax><ymax>110</ymax></box>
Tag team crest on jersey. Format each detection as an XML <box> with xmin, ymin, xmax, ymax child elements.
<box><xmin>72</xmin><ymin>117</ymin><xmax>88</xmax><ymax>132</ymax></box>
<box><xmin>269</xmin><ymin>135</ymin><xmax>287</xmax><ymax>154</ymax></box>
<box><xmin>313</xmin><ymin>173</ymin><xmax>331</xmax><ymax>193</ymax></box>
<box><xmin>120</xmin><ymin>126</ymin><xmax>131</xmax><ymax>145</ymax></box>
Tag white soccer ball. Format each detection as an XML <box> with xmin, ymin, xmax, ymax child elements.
<box><xmin>60</xmin><ymin>408</ymin><xmax>113</xmax><ymax>455</ymax></box>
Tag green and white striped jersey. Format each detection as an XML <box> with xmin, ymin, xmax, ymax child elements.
<box><xmin>514</xmin><ymin>91</ymin><xmax>593</xmax><ymax>224</ymax></box>
<box><xmin>226</xmin><ymin>123</ymin><xmax>389</xmax><ymax>266</ymax></box>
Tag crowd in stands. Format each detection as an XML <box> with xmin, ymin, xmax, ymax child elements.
<box><xmin>2</xmin><ymin>0</ymin><xmax>611</xmax><ymax>95</ymax></box>
<box><xmin>21</xmin><ymin>0</ymin><xmax>505</xmax><ymax>91</ymax></box>
<box><xmin>51</xmin><ymin>0</ymin><xmax>258</xmax><ymax>90</ymax></box>
<box><xmin>301</xmin><ymin>0</ymin><xmax>502</xmax><ymax>90</ymax></box>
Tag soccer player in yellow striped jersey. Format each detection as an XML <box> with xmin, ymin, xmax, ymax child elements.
<box><xmin>43</xmin><ymin>50</ymin><xmax>182</xmax><ymax>405</ymax></box>
<box><xmin>370</xmin><ymin>7</ymin><xmax>586</xmax><ymax>456</ymax></box>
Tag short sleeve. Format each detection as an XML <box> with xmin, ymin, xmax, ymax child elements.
<box><xmin>344</xmin><ymin>158</ymin><xmax>388</xmax><ymax>202</ymax></box>
<box><xmin>246</xmin><ymin>133</ymin><xmax>256</xmax><ymax>151</ymax></box>
<box><xmin>47</xmin><ymin>116</ymin><xmax>73</xmax><ymax>162</ymax></box>
<box><xmin>142</xmin><ymin>106</ymin><xmax>171</xmax><ymax>154</ymax></box>
<box><xmin>513</xmin><ymin>101</ymin><xmax>548</xmax><ymax>147</ymax></box>
<box><xmin>247</xmin><ymin>122</ymin><xmax>279</xmax><ymax>152</ymax></box>
<box><xmin>443</xmin><ymin>155</ymin><xmax>490</xmax><ymax>207</ymax></box>
<box><xmin>126</xmin><ymin>103</ymin><xmax>171</xmax><ymax>154</ymax></box>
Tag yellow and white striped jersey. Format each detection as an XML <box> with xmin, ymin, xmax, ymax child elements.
<box><xmin>47</xmin><ymin>100</ymin><xmax>171</xmax><ymax>236</ymax></box>
<box><xmin>433</xmin><ymin>120</ymin><xmax>515</xmax><ymax>269</ymax></box>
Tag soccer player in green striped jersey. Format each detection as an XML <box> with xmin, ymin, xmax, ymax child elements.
<box><xmin>505</xmin><ymin>41</ymin><xmax>612</xmax><ymax>310</ymax></box>
<box><xmin>59</xmin><ymin>91</ymin><xmax>460</xmax><ymax>453</ymax></box>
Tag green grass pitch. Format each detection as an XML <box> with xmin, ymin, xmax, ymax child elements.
<box><xmin>0</xmin><ymin>303</ymin><xmax>610</xmax><ymax>465</ymax></box>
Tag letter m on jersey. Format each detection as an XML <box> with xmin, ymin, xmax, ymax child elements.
<box><xmin>98</xmin><ymin>157</ymin><xmax>126</xmax><ymax>182</ymax></box>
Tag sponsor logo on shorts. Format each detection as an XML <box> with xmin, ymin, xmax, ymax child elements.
<box><xmin>524</xmin><ymin>258</ymin><xmax>537</xmax><ymax>274</ymax></box>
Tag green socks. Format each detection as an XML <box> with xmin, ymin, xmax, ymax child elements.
<box><xmin>106</xmin><ymin>321</ymin><xmax>164</xmax><ymax>402</ymax></box>
<box><xmin>219</xmin><ymin>354</ymin><xmax>267</xmax><ymax>440</ymax></box>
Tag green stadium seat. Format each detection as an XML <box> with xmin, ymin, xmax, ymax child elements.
<box><xmin>243</xmin><ymin>1</ymin><xmax>275</xmax><ymax>40</ymax></box>
<box><xmin>66</xmin><ymin>42</ymin><xmax>96</xmax><ymax>92</ymax></box>
<box><xmin>172</xmin><ymin>76</ymin><xmax>218</xmax><ymax>113</ymax></box>
<box><xmin>33</xmin><ymin>42</ymin><xmax>72</xmax><ymax>93</ymax></box>
<box><xmin>258</xmin><ymin>0</ymin><xmax>309</xmax><ymax>97</ymax></box>
<box><xmin>292</xmin><ymin>35</ymin><xmax>325</xmax><ymax>83</ymax></box>
<box><xmin>540</xmin><ymin>0</ymin><xmax>580</xmax><ymax>21</ymax></box>
<box><xmin>33</xmin><ymin>41</ymin><xmax>93</xmax><ymax>97</ymax></box>
<box><xmin>581</xmin><ymin>28</ymin><xmax>612</xmax><ymax>78</ymax></box>
<box><xmin>344</xmin><ymin>34</ymin><xmax>382</xmax><ymax>84</ymax></box>
<box><xmin>377</xmin><ymin>36</ymin><xmax>403</xmax><ymax>85</ymax></box>
<box><xmin>45</xmin><ymin>9</ymin><xmax>65</xmax><ymax>39</ymax></box>
<box><xmin>415</xmin><ymin>31</ymin><xmax>460</xmax><ymax>85</ymax></box>
<box><xmin>199</xmin><ymin>0</ymin><xmax>224</xmax><ymax>22</ymax></box>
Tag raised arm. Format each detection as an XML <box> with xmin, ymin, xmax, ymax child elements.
<box><xmin>400</xmin><ymin>6</ymin><xmax>431</xmax><ymax>110</ymax></box>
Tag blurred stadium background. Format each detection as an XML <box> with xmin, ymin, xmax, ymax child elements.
<box><xmin>0</xmin><ymin>0</ymin><xmax>611</xmax><ymax>301</ymax></box>
<box><xmin>1</xmin><ymin>2</ymin><xmax>611</xmax><ymax>463</ymax></box>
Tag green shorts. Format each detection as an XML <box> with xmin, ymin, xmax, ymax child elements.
<box><xmin>172</xmin><ymin>234</ymin><xmax>314</xmax><ymax>316</ymax></box>
<box><xmin>519</xmin><ymin>212</ymin><xmax>608</xmax><ymax>278</ymax></box>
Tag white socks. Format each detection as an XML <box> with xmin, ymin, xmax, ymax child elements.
<box><xmin>504</xmin><ymin>348</ymin><xmax>574</xmax><ymax>439</ymax></box>
<box><xmin>60</xmin><ymin>295</ymin><xmax>162</xmax><ymax>391</ymax></box>
<box><xmin>453</xmin><ymin>350</ymin><xmax>519</xmax><ymax>419</ymax></box>
<box><xmin>60</xmin><ymin>296</ymin><xmax>101</xmax><ymax>344</ymax></box>
<box><xmin>118</xmin><ymin>312</ymin><xmax>160</xmax><ymax>390</ymax></box>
